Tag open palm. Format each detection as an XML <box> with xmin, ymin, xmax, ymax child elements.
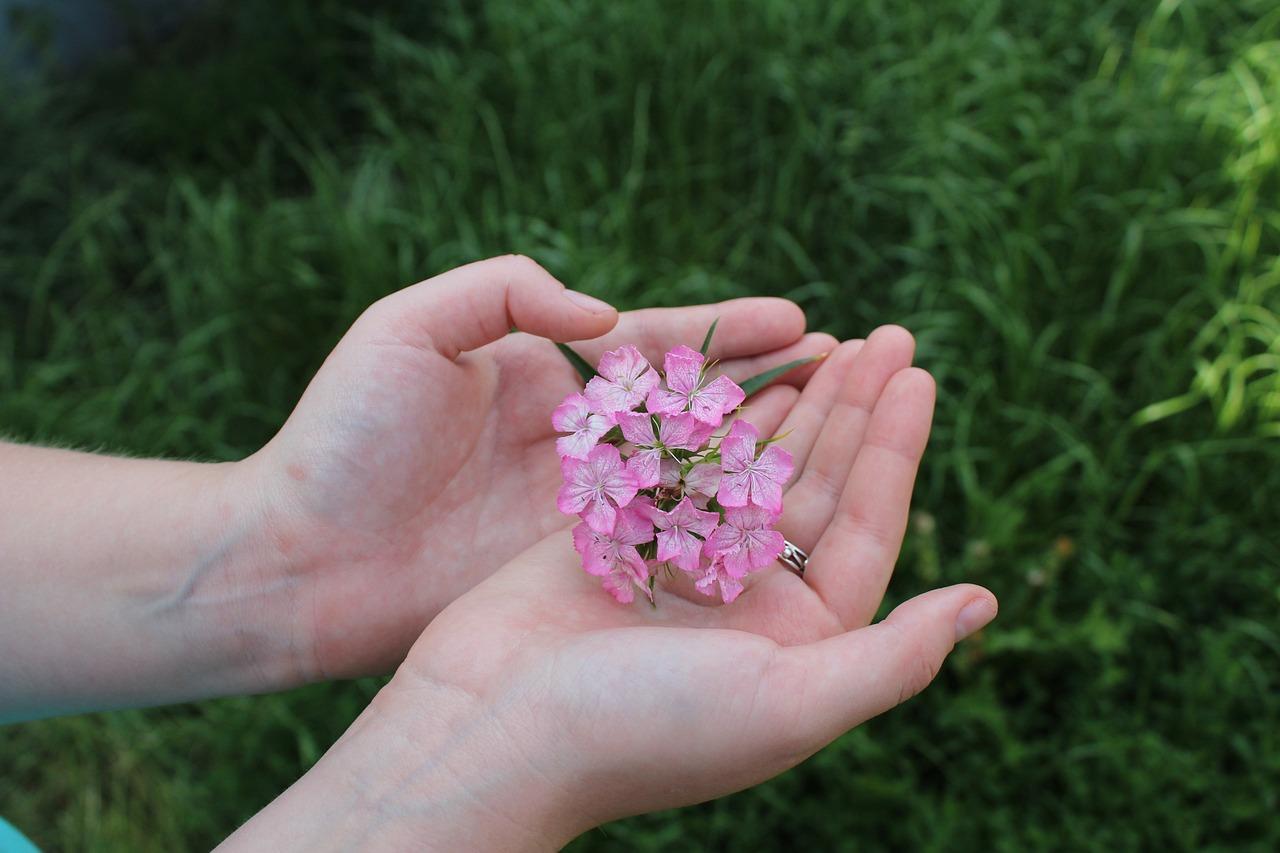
<box><xmin>249</xmin><ymin>256</ymin><xmax>834</xmax><ymax>680</ymax></box>
<box><xmin>392</xmin><ymin>327</ymin><xmax>998</xmax><ymax>829</ymax></box>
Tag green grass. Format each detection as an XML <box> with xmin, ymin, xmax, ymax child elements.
<box><xmin>2</xmin><ymin>0</ymin><xmax>1279</xmax><ymax>848</ymax></box>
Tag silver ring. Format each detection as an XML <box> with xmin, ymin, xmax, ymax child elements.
<box><xmin>778</xmin><ymin>539</ymin><xmax>809</xmax><ymax>578</ymax></box>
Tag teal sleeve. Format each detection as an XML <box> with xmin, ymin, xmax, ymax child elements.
<box><xmin>0</xmin><ymin>817</ymin><xmax>39</xmax><ymax>853</ymax></box>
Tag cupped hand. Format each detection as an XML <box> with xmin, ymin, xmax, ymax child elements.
<box><xmin>242</xmin><ymin>255</ymin><xmax>834</xmax><ymax>682</ymax></box>
<box><xmin>384</xmin><ymin>328</ymin><xmax>998</xmax><ymax>838</ymax></box>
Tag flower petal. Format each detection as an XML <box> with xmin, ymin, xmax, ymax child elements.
<box><xmin>656</xmin><ymin>412</ymin><xmax>707</xmax><ymax>450</ymax></box>
<box><xmin>571</xmin><ymin>523</ymin><xmax>611</xmax><ymax>575</ymax></box>
<box><xmin>584</xmin><ymin>375</ymin><xmax>638</xmax><ymax>417</ymax></box>
<box><xmin>615</xmin><ymin>501</ymin><xmax>657</xmax><ymax>545</ymax></box>
<box><xmin>626</xmin><ymin>450</ymin><xmax>661</xmax><ymax>489</ymax></box>
<box><xmin>556</xmin><ymin>429</ymin><xmax>600</xmax><ymax>460</ymax></box>
<box><xmin>684</xmin><ymin>463</ymin><xmax>722</xmax><ymax>496</ymax></box>
<box><xmin>749</xmin><ymin>476</ymin><xmax>785</xmax><ymax>513</ymax></box>
<box><xmin>602</xmin><ymin>471</ymin><xmax>639</xmax><ymax>509</ymax></box>
<box><xmin>755</xmin><ymin>445</ymin><xmax>794</xmax><ymax>484</ymax></box>
<box><xmin>715</xmin><ymin>470</ymin><xmax>752</xmax><ymax>508</ymax></box>
<box><xmin>718</xmin><ymin>573</ymin><xmax>745</xmax><ymax>603</ymax></box>
<box><xmin>616</xmin><ymin>411</ymin><xmax>658</xmax><ymax>446</ymax></box>
<box><xmin>551</xmin><ymin>393</ymin><xmax>591</xmax><ymax>432</ymax></box>
<box><xmin>666</xmin><ymin>496</ymin><xmax>719</xmax><ymax>537</ymax></box>
<box><xmin>580</xmin><ymin>497</ymin><xmax>617</xmax><ymax>534</ymax></box>
<box><xmin>662</xmin><ymin>345</ymin><xmax>705</xmax><ymax>394</ymax></box>
<box><xmin>645</xmin><ymin>387</ymin><xmax>688</xmax><ymax>417</ymax></box>
<box><xmin>689</xmin><ymin>375</ymin><xmax>745</xmax><ymax>425</ymax></box>
<box><xmin>719</xmin><ymin>420</ymin><xmax>758</xmax><ymax>472</ymax></box>
<box><xmin>656</xmin><ymin>528</ymin><xmax>704</xmax><ymax>571</ymax></box>
<box><xmin>598</xmin><ymin>345</ymin><xmax>653</xmax><ymax>385</ymax></box>
<box><xmin>556</xmin><ymin>457</ymin><xmax>592</xmax><ymax>513</ymax></box>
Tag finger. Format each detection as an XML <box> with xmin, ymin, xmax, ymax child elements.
<box><xmin>717</xmin><ymin>332</ymin><xmax>839</xmax><ymax>389</ymax></box>
<box><xmin>778</xmin><ymin>584</ymin><xmax>997</xmax><ymax>744</ymax></box>
<box><xmin>575</xmin><ymin>298</ymin><xmax>806</xmax><ymax>365</ymax></box>
<box><xmin>770</xmin><ymin>340</ymin><xmax>863</xmax><ymax>481</ymax></box>
<box><xmin>727</xmin><ymin>385</ymin><xmax>799</xmax><ymax>440</ymax></box>
<box><xmin>804</xmin><ymin>367</ymin><xmax>937</xmax><ymax>627</ymax></box>
<box><xmin>778</xmin><ymin>326</ymin><xmax>915</xmax><ymax>548</ymax></box>
<box><xmin>362</xmin><ymin>255</ymin><xmax>619</xmax><ymax>358</ymax></box>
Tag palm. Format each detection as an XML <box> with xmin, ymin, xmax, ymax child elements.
<box><xmin>394</xmin><ymin>327</ymin><xmax>994</xmax><ymax>822</ymax></box>
<box><xmin>254</xmin><ymin>261</ymin><xmax>832</xmax><ymax>679</ymax></box>
<box><xmin>289</xmin><ymin>333</ymin><xmax>598</xmax><ymax>563</ymax></box>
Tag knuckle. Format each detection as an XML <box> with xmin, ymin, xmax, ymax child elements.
<box><xmin>799</xmin><ymin>465</ymin><xmax>845</xmax><ymax>504</ymax></box>
<box><xmin>897</xmin><ymin>649</ymin><xmax>942</xmax><ymax>705</ymax></box>
<box><xmin>353</xmin><ymin>295</ymin><xmax>395</xmax><ymax>333</ymax></box>
<box><xmin>498</xmin><ymin>253</ymin><xmax>545</xmax><ymax>277</ymax></box>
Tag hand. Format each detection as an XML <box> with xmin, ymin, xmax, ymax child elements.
<box><xmin>353</xmin><ymin>328</ymin><xmax>996</xmax><ymax>846</ymax></box>
<box><xmin>239</xmin><ymin>255</ymin><xmax>835</xmax><ymax>683</ymax></box>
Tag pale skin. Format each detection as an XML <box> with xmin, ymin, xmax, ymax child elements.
<box><xmin>0</xmin><ymin>256</ymin><xmax>997</xmax><ymax>848</ymax></box>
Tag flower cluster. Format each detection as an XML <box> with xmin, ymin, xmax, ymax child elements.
<box><xmin>554</xmin><ymin>343</ymin><xmax>793</xmax><ymax>604</ymax></box>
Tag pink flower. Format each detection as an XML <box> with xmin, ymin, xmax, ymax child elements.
<box><xmin>646</xmin><ymin>345</ymin><xmax>745</xmax><ymax>427</ymax></box>
<box><xmin>704</xmin><ymin>504</ymin><xmax>785</xmax><ymax>577</ymax></box>
<box><xmin>659</xmin><ymin>460</ymin><xmax>722</xmax><ymax>508</ymax></box>
<box><xmin>695</xmin><ymin>556</ymin><xmax>745</xmax><ymax>603</ymax></box>
<box><xmin>716</xmin><ymin>420</ymin><xmax>793</xmax><ymax>513</ymax></box>
<box><xmin>584</xmin><ymin>345</ymin><xmax>659</xmax><ymax>421</ymax></box>
<box><xmin>554</xmin><ymin>328</ymin><xmax>797</xmax><ymax>606</ymax></box>
<box><xmin>653</xmin><ymin>497</ymin><xmax>720</xmax><ymax>572</ymax></box>
<box><xmin>557</xmin><ymin>444</ymin><xmax>639</xmax><ymax>533</ymax></box>
<box><xmin>552</xmin><ymin>392</ymin><xmax>611</xmax><ymax>459</ymax></box>
<box><xmin>617</xmin><ymin>411</ymin><xmax>711</xmax><ymax>488</ymax></box>
<box><xmin>572</xmin><ymin>503</ymin><xmax>655</xmax><ymax>604</ymax></box>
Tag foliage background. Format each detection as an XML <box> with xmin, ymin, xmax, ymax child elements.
<box><xmin>1</xmin><ymin>0</ymin><xmax>1278</xmax><ymax>849</ymax></box>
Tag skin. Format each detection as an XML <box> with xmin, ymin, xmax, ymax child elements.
<box><xmin>1</xmin><ymin>254</ymin><xmax>997</xmax><ymax>846</ymax></box>
<box><xmin>243</xmin><ymin>255</ymin><xmax>838</xmax><ymax>681</ymax></box>
<box><xmin>0</xmin><ymin>255</ymin><xmax>834</xmax><ymax>718</ymax></box>
<box><xmin>224</xmin><ymin>325</ymin><xmax>997</xmax><ymax>850</ymax></box>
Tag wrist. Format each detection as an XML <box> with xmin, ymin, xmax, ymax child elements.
<box><xmin>365</xmin><ymin>669</ymin><xmax>588</xmax><ymax>849</ymax></box>
<box><xmin>224</xmin><ymin>670</ymin><xmax>587</xmax><ymax>850</ymax></box>
<box><xmin>148</xmin><ymin>455</ymin><xmax>313</xmax><ymax>698</ymax></box>
<box><xmin>0</xmin><ymin>443</ymin><xmax>310</xmax><ymax>719</ymax></box>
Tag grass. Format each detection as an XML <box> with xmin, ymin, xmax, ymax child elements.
<box><xmin>2</xmin><ymin>0</ymin><xmax>1278</xmax><ymax>848</ymax></box>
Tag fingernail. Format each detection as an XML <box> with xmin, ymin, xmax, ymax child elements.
<box><xmin>564</xmin><ymin>289</ymin><xmax>614</xmax><ymax>314</ymax></box>
<box><xmin>955</xmin><ymin>597</ymin><xmax>996</xmax><ymax>642</ymax></box>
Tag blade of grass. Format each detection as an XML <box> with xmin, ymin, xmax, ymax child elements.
<box><xmin>699</xmin><ymin>318</ymin><xmax>719</xmax><ymax>356</ymax></box>
<box><xmin>739</xmin><ymin>353</ymin><xmax>824</xmax><ymax>396</ymax></box>
<box><xmin>556</xmin><ymin>342</ymin><xmax>597</xmax><ymax>384</ymax></box>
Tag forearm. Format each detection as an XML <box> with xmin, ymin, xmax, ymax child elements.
<box><xmin>219</xmin><ymin>674</ymin><xmax>583</xmax><ymax>851</ymax></box>
<box><xmin>0</xmin><ymin>442</ymin><xmax>302</xmax><ymax>721</ymax></box>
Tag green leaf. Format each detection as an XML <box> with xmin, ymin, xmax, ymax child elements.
<box><xmin>739</xmin><ymin>353</ymin><xmax>825</xmax><ymax>396</ymax></box>
<box><xmin>699</xmin><ymin>318</ymin><xmax>720</xmax><ymax>356</ymax></box>
<box><xmin>556</xmin><ymin>342</ymin><xmax>597</xmax><ymax>385</ymax></box>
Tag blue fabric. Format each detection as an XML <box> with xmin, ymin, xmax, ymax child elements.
<box><xmin>0</xmin><ymin>817</ymin><xmax>39</xmax><ymax>853</ymax></box>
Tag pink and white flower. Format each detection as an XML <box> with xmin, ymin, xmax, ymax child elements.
<box><xmin>556</xmin><ymin>333</ymin><xmax>798</xmax><ymax>606</ymax></box>
<box><xmin>646</xmin><ymin>345</ymin><xmax>745</xmax><ymax>427</ymax></box>
<box><xmin>572</xmin><ymin>503</ymin><xmax>655</xmax><ymax>603</ymax></box>
<box><xmin>695</xmin><ymin>556</ymin><xmax>746</xmax><ymax>603</ymax></box>
<box><xmin>659</xmin><ymin>460</ymin><xmax>722</xmax><ymax>508</ymax></box>
<box><xmin>557</xmin><ymin>443</ymin><xmax>639</xmax><ymax>533</ymax></box>
<box><xmin>584</xmin><ymin>345</ymin><xmax>659</xmax><ymax>421</ymax></box>
<box><xmin>552</xmin><ymin>392</ymin><xmax>611</xmax><ymax>459</ymax></box>
<box><xmin>716</xmin><ymin>420</ymin><xmax>794</xmax><ymax>513</ymax></box>
<box><xmin>616</xmin><ymin>411</ymin><xmax>710</xmax><ymax>488</ymax></box>
<box><xmin>704</xmin><ymin>504</ymin><xmax>786</xmax><ymax>577</ymax></box>
<box><xmin>653</xmin><ymin>496</ymin><xmax>720</xmax><ymax>572</ymax></box>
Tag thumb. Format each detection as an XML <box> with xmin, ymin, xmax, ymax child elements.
<box><xmin>782</xmin><ymin>584</ymin><xmax>997</xmax><ymax>743</ymax></box>
<box><xmin>361</xmin><ymin>255</ymin><xmax>618</xmax><ymax>358</ymax></box>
